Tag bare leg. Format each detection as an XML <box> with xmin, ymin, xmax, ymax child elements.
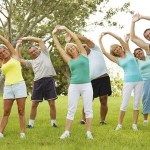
<box><xmin>86</xmin><ymin>118</ymin><xmax>92</xmax><ymax>131</ymax></box>
<box><xmin>100</xmin><ymin>95</ymin><xmax>108</xmax><ymax>122</ymax></box>
<box><xmin>118</xmin><ymin>110</ymin><xmax>126</xmax><ymax>124</ymax></box>
<box><xmin>48</xmin><ymin>100</ymin><xmax>56</xmax><ymax>120</ymax></box>
<box><xmin>16</xmin><ymin>98</ymin><xmax>26</xmax><ymax>133</ymax></box>
<box><xmin>0</xmin><ymin>99</ymin><xmax>14</xmax><ymax>133</ymax></box>
<box><xmin>144</xmin><ymin>114</ymin><xmax>148</xmax><ymax>120</ymax></box>
<box><xmin>29</xmin><ymin>101</ymin><xmax>39</xmax><ymax>120</ymax></box>
<box><xmin>133</xmin><ymin>110</ymin><xmax>139</xmax><ymax>124</ymax></box>
<box><xmin>81</xmin><ymin>107</ymin><xmax>86</xmax><ymax>121</ymax></box>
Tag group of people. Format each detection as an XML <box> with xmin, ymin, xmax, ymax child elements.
<box><xmin>0</xmin><ymin>13</ymin><xmax>150</xmax><ymax>139</ymax></box>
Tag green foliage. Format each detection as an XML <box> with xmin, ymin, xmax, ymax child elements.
<box><xmin>0</xmin><ymin>0</ymin><xmax>131</xmax><ymax>95</ymax></box>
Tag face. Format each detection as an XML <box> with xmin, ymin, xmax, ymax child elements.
<box><xmin>28</xmin><ymin>46</ymin><xmax>41</xmax><ymax>59</ymax></box>
<box><xmin>0</xmin><ymin>48</ymin><xmax>10</xmax><ymax>60</ymax></box>
<box><xmin>134</xmin><ymin>49</ymin><xmax>144</xmax><ymax>60</ymax></box>
<box><xmin>113</xmin><ymin>46</ymin><xmax>123</xmax><ymax>56</ymax></box>
<box><xmin>83</xmin><ymin>44</ymin><xmax>91</xmax><ymax>55</ymax></box>
<box><xmin>66</xmin><ymin>44</ymin><xmax>78</xmax><ymax>56</ymax></box>
<box><xmin>144</xmin><ymin>29</ymin><xmax>150</xmax><ymax>41</ymax></box>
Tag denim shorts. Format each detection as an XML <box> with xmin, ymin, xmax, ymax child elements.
<box><xmin>3</xmin><ymin>80</ymin><xmax>27</xmax><ymax>99</ymax></box>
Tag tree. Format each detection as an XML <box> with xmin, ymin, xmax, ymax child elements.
<box><xmin>0</xmin><ymin>0</ymin><xmax>131</xmax><ymax>95</ymax></box>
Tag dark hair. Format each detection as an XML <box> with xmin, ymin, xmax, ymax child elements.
<box><xmin>143</xmin><ymin>28</ymin><xmax>150</xmax><ymax>38</ymax></box>
<box><xmin>133</xmin><ymin>48</ymin><xmax>143</xmax><ymax>57</ymax></box>
<box><xmin>28</xmin><ymin>45</ymin><xmax>39</xmax><ymax>50</ymax></box>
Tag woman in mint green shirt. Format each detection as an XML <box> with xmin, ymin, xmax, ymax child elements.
<box><xmin>52</xmin><ymin>25</ymin><xmax>93</xmax><ymax>139</ymax></box>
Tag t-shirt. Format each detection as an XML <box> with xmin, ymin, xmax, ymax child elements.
<box><xmin>25</xmin><ymin>49</ymin><xmax>56</xmax><ymax>81</ymax></box>
<box><xmin>88</xmin><ymin>45</ymin><xmax>108</xmax><ymax>80</ymax></box>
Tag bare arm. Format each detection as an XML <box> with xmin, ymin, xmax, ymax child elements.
<box><xmin>20</xmin><ymin>37</ymin><xmax>46</xmax><ymax>50</ymax></box>
<box><xmin>0</xmin><ymin>34</ymin><xmax>17</xmax><ymax>57</ymax></box>
<box><xmin>15</xmin><ymin>40</ymin><xmax>27</xmax><ymax>65</ymax></box>
<box><xmin>124</xmin><ymin>34</ymin><xmax>130</xmax><ymax>50</ymax></box>
<box><xmin>99</xmin><ymin>33</ymin><xmax>118</xmax><ymax>64</ymax></box>
<box><xmin>105</xmin><ymin>31</ymin><xmax>130</xmax><ymax>52</ymax></box>
<box><xmin>57</xmin><ymin>25</ymin><xmax>87</xmax><ymax>56</ymax></box>
<box><xmin>52</xmin><ymin>28</ymin><xmax>71</xmax><ymax>65</ymax></box>
<box><xmin>130</xmin><ymin>13</ymin><xmax>149</xmax><ymax>51</ymax></box>
<box><xmin>140</xmin><ymin>15</ymin><xmax>150</xmax><ymax>21</ymax></box>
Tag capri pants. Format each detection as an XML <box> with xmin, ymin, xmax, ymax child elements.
<box><xmin>67</xmin><ymin>83</ymin><xmax>93</xmax><ymax>120</ymax></box>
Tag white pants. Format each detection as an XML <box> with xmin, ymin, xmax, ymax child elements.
<box><xmin>67</xmin><ymin>83</ymin><xmax>93</xmax><ymax>120</ymax></box>
<box><xmin>120</xmin><ymin>81</ymin><xmax>144</xmax><ymax>111</ymax></box>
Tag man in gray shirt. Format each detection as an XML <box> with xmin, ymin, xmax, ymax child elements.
<box><xmin>16</xmin><ymin>37</ymin><xmax>58</xmax><ymax>128</ymax></box>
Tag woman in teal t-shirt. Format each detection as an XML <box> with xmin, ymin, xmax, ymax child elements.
<box><xmin>99</xmin><ymin>31</ymin><xmax>143</xmax><ymax>131</ymax></box>
<box><xmin>52</xmin><ymin>25</ymin><xmax>93</xmax><ymax>139</ymax></box>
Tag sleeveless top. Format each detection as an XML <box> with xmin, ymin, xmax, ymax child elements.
<box><xmin>1</xmin><ymin>58</ymin><xmax>24</xmax><ymax>85</ymax></box>
<box><xmin>118</xmin><ymin>52</ymin><xmax>142</xmax><ymax>82</ymax></box>
<box><xmin>69</xmin><ymin>55</ymin><xmax>90</xmax><ymax>84</ymax></box>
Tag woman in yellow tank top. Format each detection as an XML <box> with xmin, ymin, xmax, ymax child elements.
<box><xmin>0</xmin><ymin>34</ymin><xmax>27</xmax><ymax>139</ymax></box>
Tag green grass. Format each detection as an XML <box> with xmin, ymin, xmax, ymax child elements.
<box><xmin>0</xmin><ymin>96</ymin><xmax>150</xmax><ymax>150</ymax></box>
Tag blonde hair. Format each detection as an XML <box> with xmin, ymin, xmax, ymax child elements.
<box><xmin>110</xmin><ymin>44</ymin><xmax>122</xmax><ymax>57</ymax></box>
<box><xmin>65</xmin><ymin>43</ymin><xmax>80</xmax><ymax>55</ymax></box>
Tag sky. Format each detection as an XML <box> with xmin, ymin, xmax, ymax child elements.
<box><xmin>84</xmin><ymin>0</ymin><xmax>150</xmax><ymax>78</ymax></box>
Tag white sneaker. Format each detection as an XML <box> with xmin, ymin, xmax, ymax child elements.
<box><xmin>20</xmin><ymin>133</ymin><xmax>26</xmax><ymax>138</ymax></box>
<box><xmin>0</xmin><ymin>133</ymin><xmax>4</xmax><ymax>139</ymax></box>
<box><xmin>87</xmin><ymin>132</ymin><xmax>93</xmax><ymax>139</ymax></box>
<box><xmin>115</xmin><ymin>124</ymin><xmax>122</xmax><ymax>131</ymax></box>
<box><xmin>143</xmin><ymin>120</ymin><xmax>148</xmax><ymax>126</ymax></box>
<box><xmin>60</xmin><ymin>132</ymin><xmax>69</xmax><ymax>139</ymax></box>
<box><xmin>132</xmin><ymin>124</ymin><xmax>138</xmax><ymax>131</ymax></box>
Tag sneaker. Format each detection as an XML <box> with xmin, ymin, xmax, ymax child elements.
<box><xmin>87</xmin><ymin>132</ymin><xmax>93</xmax><ymax>139</ymax></box>
<box><xmin>20</xmin><ymin>133</ymin><xmax>25</xmax><ymax>139</ymax></box>
<box><xmin>80</xmin><ymin>120</ymin><xmax>86</xmax><ymax>124</ymax></box>
<box><xmin>143</xmin><ymin>121</ymin><xmax>148</xmax><ymax>126</ymax></box>
<box><xmin>115</xmin><ymin>124</ymin><xmax>122</xmax><ymax>131</ymax></box>
<box><xmin>100</xmin><ymin>121</ymin><xmax>106</xmax><ymax>125</ymax></box>
<box><xmin>52</xmin><ymin>123</ymin><xmax>57</xmax><ymax>128</ymax></box>
<box><xmin>0</xmin><ymin>133</ymin><xmax>4</xmax><ymax>139</ymax></box>
<box><xmin>60</xmin><ymin>132</ymin><xmax>70</xmax><ymax>139</ymax></box>
<box><xmin>26</xmin><ymin>125</ymin><xmax>33</xmax><ymax>128</ymax></box>
<box><xmin>132</xmin><ymin>124</ymin><xmax>138</xmax><ymax>131</ymax></box>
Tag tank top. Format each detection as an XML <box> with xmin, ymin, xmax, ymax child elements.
<box><xmin>69</xmin><ymin>55</ymin><xmax>90</xmax><ymax>84</ymax></box>
<box><xmin>118</xmin><ymin>52</ymin><xmax>142</xmax><ymax>82</ymax></box>
<box><xmin>2</xmin><ymin>58</ymin><xmax>24</xmax><ymax>85</ymax></box>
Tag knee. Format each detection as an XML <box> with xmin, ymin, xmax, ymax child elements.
<box><xmin>3</xmin><ymin>110</ymin><xmax>11</xmax><ymax>116</ymax></box>
<box><xmin>32</xmin><ymin>102</ymin><xmax>39</xmax><ymax>109</ymax></box>
<box><xmin>100</xmin><ymin>96</ymin><xmax>107</xmax><ymax>106</ymax></box>
<box><xmin>18</xmin><ymin>109</ymin><xmax>25</xmax><ymax>116</ymax></box>
<box><xmin>49</xmin><ymin>100</ymin><xmax>55</xmax><ymax>109</ymax></box>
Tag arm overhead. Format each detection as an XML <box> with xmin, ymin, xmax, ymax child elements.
<box><xmin>99</xmin><ymin>32</ymin><xmax>118</xmax><ymax>64</ymax></box>
<box><xmin>130</xmin><ymin>13</ymin><xmax>149</xmax><ymax>52</ymax></box>
<box><xmin>20</xmin><ymin>37</ymin><xmax>46</xmax><ymax>50</ymax></box>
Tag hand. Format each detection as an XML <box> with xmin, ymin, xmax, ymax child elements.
<box><xmin>65</xmin><ymin>33</ymin><xmax>71</xmax><ymax>43</ymax></box>
<box><xmin>56</xmin><ymin>25</ymin><xmax>66</xmax><ymax>30</ymax></box>
<box><xmin>52</xmin><ymin>28</ymin><xmax>58</xmax><ymax>34</ymax></box>
<box><xmin>124</xmin><ymin>34</ymin><xmax>130</xmax><ymax>42</ymax></box>
<box><xmin>132</xmin><ymin>13</ymin><xmax>141</xmax><ymax>22</ymax></box>
<box><xmin>99</xmin><ymin>32</ymin><xmax>106</xmax><ymax>39</ymax></box>
<box><xmin>16</xmin><ymin>40</ymin><xmax>22</xmax><ymax>47</ymax></box>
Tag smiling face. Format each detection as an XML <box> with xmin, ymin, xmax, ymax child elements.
<box><xmin>0</xmin><ymin>46</ymin><xmax>10</xmax><ymax>61</ymax></box>
<box><xmin>110</xmin><ymin>44</ymin><xmax>123</xmax><ymax>57</ymax></box>
<box><xmin>144</xmin><ymin>28</ymin><xmax>150</xmax><ymax>41</ymax></box>
<box><xmin>133</xmin><ymin>48</ymin><xmax>145</xmax><ymax>60</ymax></box>
<box><xmin>27</xmin><ymin>46</ymin><xmax>41</xmax><ymax>59</ymax></box>
<box><xmin>65</xmin><ymin>43</ymin><xmax>79</xmax><ymax>57</ymax></box>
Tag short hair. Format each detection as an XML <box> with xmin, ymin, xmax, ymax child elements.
<box><xmin>65</xmin><ymin>43</ymin><xmax>79</xmax><ymax>55</ymax></box>
<box><xmin>0</xmin><ymin>44</ymin><xmax>8</xmax><ymax>50</ymax></box>
<box><xmin>28</xmin><ymin>45</ymin><xmax>39</xmax><ymax>50</ymax></box>
<box><xmin>143</xmin><ymin>28</ymin><xmax>150</xmax><ymax>38</ymax></box>
<box><xmin>133</xmin><ymin>47</ymin><xmax>143</xmax><ymax>57</ymax></box>
<box><xmin>110</xmin><ymin>44</ymin><xmax>122</xmax><ymax>56</ymax></box>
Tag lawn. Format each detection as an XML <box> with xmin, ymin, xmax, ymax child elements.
<box><xmin>0</xmin><ymin>96</ymin><xmax>149</xmax><ymax>150</ymax></box>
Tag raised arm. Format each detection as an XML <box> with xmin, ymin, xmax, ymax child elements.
<box><xmin>52</xmin><ymin>27</ymin><xmax>71</xmax><ymax>64</ymax></box>
<box><xmin>99</xmin><ymin>32</ymin><xmax>118</xmax><ymax>64</ymax></box>
<box><xmin>0</xmin><ymin>35</ymin><xmax>17</xmax><ymax>57</ymax></box>
<box><xmin>15</xmin><ymin>40</ymin><xmax>26</xmax><ymax>65</ymax></box>
<box><xmin>124</xmin><ymin>34</ymin><xmax>130</xmax><ymax>50</ymax></box>
<box><xmin>56</xmin><ymin>25</ymin><xmax>87</xmax><ymax>56</ymax></box>
<box><xmin>130</xmin><ymin>13</ymin><xmax>149</xmax><ymax>52</ymax></box>
<box><xmin>20</xmin><ymin>37</ymin><xmax>46</xmax><ymax>50</ymax></box>
<box><xmin>105</xmin><ymin>31</ymin><xmax>130</xmax><ymax>52</ymax></box>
